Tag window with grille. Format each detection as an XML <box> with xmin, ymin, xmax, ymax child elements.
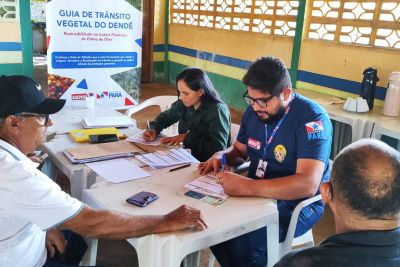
<box><xmin>0</xmin><ymin>0</ymin><xmax>19</xmax><ymax>21</ymax></box>
<box><xmin>307</xmin><ymin>0</ymin><xmax>400</xmax><ymax>49</ymax></box>
<box><xmin>171</xmin><ymin>0</ymin><xmax>299</xmax><ymax>37</ymax></box>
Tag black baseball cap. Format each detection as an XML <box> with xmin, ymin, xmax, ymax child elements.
<box><xmin>0</xmin><ymin>75</ymin><xmax>66</xmax><ymax>118</ymax></box>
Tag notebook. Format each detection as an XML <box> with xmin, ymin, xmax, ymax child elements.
<box><xmin>82</xmin><ymin>116</ymin><xmax>133</xmax><ymax>129</ymax></box>
<box><xmin>64</xmin><ymin>140</ymin><xmax>143</xmax><ymax>163</ymax></box>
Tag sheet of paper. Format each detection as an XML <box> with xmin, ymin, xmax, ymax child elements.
<box><xmin>127</xmin><ymin>130</ymin><xmax>168</xmax><ymax>146</ymax></box>
<box><xmin>184</xmin><ymin>174</ymin><xmax>228</xmax><ymax>200</ymax></box>
<box><xmin>82</xmin><ymin>116</ymin><xmax>134</xmax><ymax>128</ymax></box>
<box><xmin>86</xmin><ymin>158</ymin><xmax>150</xmax><ymax>183</ymax></box>
<box><xmin>134</xmin><ymin>148</ymin><xmax>199</xmax><ymax>169</ymax></box>
<box><xmin>170</xmin><ymin>148</ymin><xmax>198</xmax><ymax>162</ymax></box>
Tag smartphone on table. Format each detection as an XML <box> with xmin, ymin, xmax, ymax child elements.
<box><xmin>88</xmin><ymin>134</ymin><xmax>119</xmax><ymax>144</ymax></box>
<box><xmin>126</xmin><ymin>191</ymin><xmax>159</xmax><ymax>207</ymax></box>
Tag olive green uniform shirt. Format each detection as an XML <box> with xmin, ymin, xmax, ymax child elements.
<box><xmin>150</xmin><ymin>100</ymin><xmax>230</xmax><ymax>162</ymax></box>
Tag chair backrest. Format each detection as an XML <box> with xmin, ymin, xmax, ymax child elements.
<box><xmin>278</xmin><ymin>194</ymin><xmax>322</xmax><ymax>257</ymax></box>
<box><xmin>230</xmin><ymin>123</ymin><xmax>240</xmax><ymax>145</ymax></box>
<box><xmin>208</xmin><ymin>194</ymin><xmax>322</xmax><ymax>267</ymax></box>
<box><xmin>125</xmin><ymin>95</ymin><xmax>177</xmax><ymax>117</ymax></box>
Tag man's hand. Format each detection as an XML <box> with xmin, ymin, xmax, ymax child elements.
<box><xmin>160</xmin><ymin>133</ymin><xmax>186</xmax><ymax>145</ymax></box>
<box><xmin>217</xmin><ymin>171</ymin><xmax>251</xmax><ymax>196</ymax></box>
<box><xmin>198</xmin><ymin>152</ymin><xmax>226</xmax><ymax>175</ymax></box>
<box><xmin>27</xmin><ymin>152</ymin><xmax>47</xmax><ymax>170</ymax></box>
<box><xmin>143</xmin><ymin>129</ymin><xmax>157</xmax><ymax>142</ymax></box>
<box><xmin>164</xmin><ymin>205</ymin><xmax>208</xmax><ymax>231</ymax></box>
<box><xmin>45</xmin><ymin>229</ymin><xmax>67</xmax><ymax>258</ymax></box>
<box><xmin>27</xmin><ymin>152</ymin><xmax>43</xmax><ymax>164</ymax></box>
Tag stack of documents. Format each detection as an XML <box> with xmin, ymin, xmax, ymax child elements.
<box><xmin>82</xmin><ymin>116</ymin><xmax>134</xmax><ymax>129</ymax></box>
<box><xmin>135</xmin><ymin>148</ymin><xmax>199</xmax><ymax>169</ymax></box>
<box><xmin>64</xmin><ymin>141</ymin><xmax>142</xmax><ymax>164</ymax></box>
<box><xmin>184</xmin><ymin>174</ymin><xmax>228</xmax><ymax>200</ymax></box>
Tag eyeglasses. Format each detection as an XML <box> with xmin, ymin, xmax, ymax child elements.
<box><xmin>15</xmin><ymin>112</ymin><xmax>50</xmax><ymax>127</ymax></box>
<box><xmin>242</xmin><ymin>92</ymin><xmax>275</xmax><ymax>108</ymax></box>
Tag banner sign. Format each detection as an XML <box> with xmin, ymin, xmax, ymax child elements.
<box><xmin>46</xmin><ymin>0</ymin><xmax>142</xmax><ymax>109</ymax></box>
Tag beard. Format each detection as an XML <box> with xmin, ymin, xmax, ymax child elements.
<box><xmin>256</xmin><ymin>106</ymin><xmax>286</xmax><ymax>124</ymax></box>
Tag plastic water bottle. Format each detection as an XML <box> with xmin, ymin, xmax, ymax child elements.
<box><xmin>383</xmin><ymin>72</ymin><xmax>400</xmax><ymax>117</ymax></box>
<box><xmin>359</xmin><ymin>67</ymin><xmax>379</xmax><ymax>110</ymax></box>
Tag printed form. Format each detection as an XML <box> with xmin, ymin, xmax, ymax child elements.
<box><xmin>184</xmin><ymin>174</ymin><xmax>228</xmax><ymax>200</ymax></box>
<box><xmin>135</xmin><ymin>148</ymin><xmax>199</xmax><ymax>169</ymax></box>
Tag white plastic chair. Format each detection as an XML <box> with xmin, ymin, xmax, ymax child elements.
<box><xmin>229</xmin><ymin>123</ymin><xmax>251</xmax><ymax>173</ymax></box>
<box><xmin>278</xmin><ymin>194</ymin><xmax>322</xmax><ymax>257</ymax></box>
<box><xmin>208</xmin><ymin>194</ymin><xmax>322</xmax><ymax>267</ymax></box>
<box><xmin>125</xmin><ymin>95</ymin><xmax>177</xmax><ymax>117</ymax></box>
<box><xmin>125</xmin><ymin>95</ymin><xmax>178</xmax><ymax>135</ymax></box>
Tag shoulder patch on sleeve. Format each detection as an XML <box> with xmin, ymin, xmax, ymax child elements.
<box><xmin>305</xmin><ymin>121</ymin><xmax>327</xmax><ymax>141</ymax></box>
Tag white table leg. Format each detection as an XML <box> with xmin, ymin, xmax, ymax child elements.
<box><xmin>80</xmin><ymin>238</ymin><xmax>98</xmax><ymax>266</ymax></box>
<box><xmin>267</xmin><ymin>222</ymin><xmax>279</xmax><ymax>267</ymax></box>
<box><xmin>333</xmin><ymin>121</ymin><xmax>341</xmax><ymax>157</ymax></box>
<box><xmin>182</xmin><ymin>251</ymin><xmax>200</xmax><ymax>267</ymax></box>
<box><xmin>70</xmin><ymin>168</ymin><xmax>89</xmax><ymax>200</ymax></box>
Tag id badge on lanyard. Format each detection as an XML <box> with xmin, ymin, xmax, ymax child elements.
<box><xmin>255</xmin><ymin>124</ymin><xmax>269</xmax><ymax>179</ymax></box>
<box><xmin>255</xmin><ymin>159</ymin><xmax>268</xmax><ymax>178</ymax></box>
<box><xmin>255</xmin><ymin>99</ymin><xmax>292</xmax><ymax>179</ymax></box>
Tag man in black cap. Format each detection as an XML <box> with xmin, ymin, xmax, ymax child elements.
<box><xmin>0</xmin><ymin>75</ymin><xmax>207</xmax><ymax>267</ymax></box>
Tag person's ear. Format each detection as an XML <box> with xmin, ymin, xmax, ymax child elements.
<box><xmin>320</xmin><ymin>182</ymin><xmax>333</xmax><ymax>204</ymax></box>
<box><xmin>6</xmin><ymin>116</ymin><xmax>19</xmax><ymax>128</ymax></box>
<box><xmin>6</xmin><ymin>116</ymin><xmax>24</xmax><ymax>134</ymax></box>
<box><xmin>198</xmin><ymin>89</ymin><xmax>205</xmax><ymax>96</ymax></box>
<box><xmin>280</xmin><ymin>88</ymin><xmax>292</xmax><ymax>101</ymax></box>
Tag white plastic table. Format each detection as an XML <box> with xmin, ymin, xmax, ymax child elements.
<box><xmin>41</xmin><ymin>105</ymin><xmax>140</xmax><ymax>199</ymax></box>
<box><xmin>83</xmin><ymin>164</ymin><xmax>280</xmax><ymax>267</ymax></box>
<box><xmin>296</xmin><ymin>89</ymin><xmax>396</xmax><ymax>155</ymax></box>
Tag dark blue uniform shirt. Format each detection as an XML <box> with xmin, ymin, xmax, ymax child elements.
<box><xmin>237</xmin><ymin>93</ymin><xmax>332</xmax><ymax>221</ymax></box>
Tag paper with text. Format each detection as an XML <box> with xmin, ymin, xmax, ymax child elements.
<box><xmin>127</xmin><ymin>130</ymin><xmax>168</xmax><ymax>146</ymax></box>
<box><xmin>135</xmin><ymin>148</ymin><xmax>199</xmax><ymax>169</ymax></box>
<box><xmin>184</xmin><ymin>174</ymin><xmax>228</xmax><ymax>200</ymax></box>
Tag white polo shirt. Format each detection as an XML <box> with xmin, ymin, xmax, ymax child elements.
<box><xmin>0</xmin><ymin>140</ymin><xmax>84</xmax><ymax>267</ymax></box>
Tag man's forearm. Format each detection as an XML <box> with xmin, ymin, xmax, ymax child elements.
<box><xmin>246</xmin><ymin>174</ymin><xmax>319</xmax><ymax>200</ymax></box>
<box><xmin>61</xmin><ymin>207</ymin><xmax>170</xmax><ymax>239</ymax></box>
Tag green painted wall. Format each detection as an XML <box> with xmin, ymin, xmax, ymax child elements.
<box><xmin>0</xmin><ymin>1</ymin><xmax>33</xmax><ymax>77</ymax></box>
<box><xmin>20</xmin><ymin>0</ymin><xmax>33</xmax><ymax>77</ymax></box>
<box><xmin>153</xmin><ymin>62</ymin><xmax>166</xmax><ymax>83</ymax></box>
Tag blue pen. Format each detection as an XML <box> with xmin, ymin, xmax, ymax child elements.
<box><xmin>221</xmin><ymin>153</ymin><xmax>226</xmax><ymax>172</ymax></box>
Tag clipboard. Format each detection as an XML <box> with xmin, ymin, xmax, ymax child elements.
<box><xmin>70</xmin><ymin>127</ymin><xmax>124</xmax><ymax>143</ymax></box>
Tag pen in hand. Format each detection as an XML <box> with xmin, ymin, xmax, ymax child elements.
<box><xmin>221</xmin><ymin>153</ymin><xmax>226</xmax><ymax>173</ymax></box>
<box><xmin>147</xmin><ymin>120</ymin><xmax>151</xmax><ymax>130</ymax></box>
<box><xmin>169</xmin><ymin>163</ymin><xmax>191</xmax><ymax>172</ymax></box>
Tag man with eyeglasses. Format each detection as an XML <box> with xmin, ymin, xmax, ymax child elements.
<box><xmin>0</xmin><ymin>75</ymin><xmax>207</xmax><ymax>267</ymax></box>
<box><xmin>199</xmin><ymin>56</ymin><xmax>332</xmax><ymax>267</ymax></box>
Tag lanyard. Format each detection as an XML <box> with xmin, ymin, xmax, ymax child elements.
<box><xmin>261</xmin><ymin>96</ymin><xmax>293</xmax><ymax>159</ymax></box>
